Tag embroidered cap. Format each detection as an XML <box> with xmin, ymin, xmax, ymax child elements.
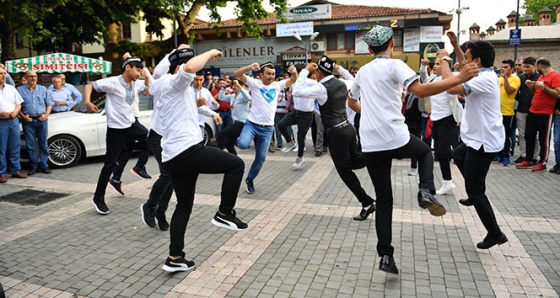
<box><xmin>260</xmin><ymin>61</ymin><xmax>275</xmax><ymax>70</ymax></box>
<box><xmin>317</xmin><ymin>56</ymin><xmax>334</xmax><ymax>74</ymax></box>
<box><xmin>363</xmin><ymin>25</ymin><xmax>393</xmax><ymax>47</ymax></box>
<box><xmin>168</xmin><ymin>48</ymin><xmax>195</xmax><ymax>64</ymax></box>
<box><xmin>122</xmin><ymin>57</ymin><xmax>143</xmax><ymax>69</ymax></box>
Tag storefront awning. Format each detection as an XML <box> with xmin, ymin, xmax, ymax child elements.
<box><xmin>5</xmin><ymin>52</ymin><xmax>112</xmax><ymax>74</ymax></box>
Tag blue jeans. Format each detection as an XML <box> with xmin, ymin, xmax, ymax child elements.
<box><xmin>0</xmin><ymin>118</ymin><xmax>22</xmax><ymax>175</ymax></box>
<box><xmin>554</xmin><ymin>114</ymin><xmax>560</xmax><ymax>165</ymax></box>
<box><xmin>237</xmin><ymin>121</ymin><xmax>274</xmax><ymax>181</ymax></box>
<box><xmin>22</xmin><ymin>119</ymin><xmax>49</xmax><ymax>169</ymax></box>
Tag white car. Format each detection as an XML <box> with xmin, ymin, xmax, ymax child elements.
<box><xmin>41</xmin><ymin>95</ymin><xmax>217</xmax><ymax>168</ymax></box>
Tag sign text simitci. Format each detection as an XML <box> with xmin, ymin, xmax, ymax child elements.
<box><xmin>286</xmin><ymin>4</ymin><xmax>332</xmax><ymax>21</ymax></box>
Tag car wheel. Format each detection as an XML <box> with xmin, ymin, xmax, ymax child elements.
<box><xmin>48</xmin><ymin>135</ymin><xmax>83</xmax><ymax>168</ymax></box>
<box><xmin>203</xmin><ymin>125</ymin><xmax>211</xmax><ymax>146</ymax></box>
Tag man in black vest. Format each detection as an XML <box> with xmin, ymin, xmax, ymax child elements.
<box><xmin>292</xmin><ymin>56</ymin><xmax>375</xmax><ymax>221</ymax></box>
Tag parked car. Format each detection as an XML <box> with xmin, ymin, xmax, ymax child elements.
<box><xmin>23</xmin><ymin>94</ymin><xmax>217</xmax><ymax>168</ymax></box>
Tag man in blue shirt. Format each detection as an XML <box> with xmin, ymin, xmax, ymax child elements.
<box><xmin>17</xmin><ymin>70</ymin><xmax>53</xmax><ymax>175</ymax></box>
<box><xmin>47</xmin><ymin>74</ymin><xmax>82</xmax><ymax>112</ymax></box>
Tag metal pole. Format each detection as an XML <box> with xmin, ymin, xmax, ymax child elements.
<box><xmin>173</xmin><ymin>1</ymin><xmax>178</xmax><ymax>48</ymax></box>
<box><xmin>514</xmin><ymin>0</ymin><xmax>520</xmax><ymax>61</ymax></box>
<box><xmin>457</xmin><ymin>0</ymin><xmax>461</xmax><ymax>45</ymax></box>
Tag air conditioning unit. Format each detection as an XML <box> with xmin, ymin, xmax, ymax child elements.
<box><xmin>310</xmin><ymin>41</ymin><xmax>325</xmax><ymax>52</ymax></box>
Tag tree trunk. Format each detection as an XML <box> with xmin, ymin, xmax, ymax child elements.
<box><xmin>105</xmin><ymin>22</ymin><xmax>121</xmax><ymax>75</ymax></box>
<box><xmin>176</xmin><ymin>1</ymin><xmax>204</xmax><ymax>42</ymax></box>
<box><xmin>0</xmin><ymin>0</ymin><xmax>16</xmax><ymax>62</ymax></box>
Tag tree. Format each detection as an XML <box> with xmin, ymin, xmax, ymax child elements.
<box><xmin>522</xmin><ymin>0</ymin><xmax>558</xmax><ymax>24</ymax></box>
<box><xmin>0</xmin><ymin>0</ymin><xmax>65</xmax><ymax>62</ymax></box>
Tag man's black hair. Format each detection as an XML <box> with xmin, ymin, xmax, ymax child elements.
<box><xmin>368</xmin><ymin>38</ymin><xmax>392</xmax><ymax>54</ymax></box>
<box><xmin>502</xmin><ymin>59</ymin><xmax>515</xmax><ymax>68</ymax></box>
<box><xmin>195</xmin><ymin>70</ymin><xmax>204</xmax><ymax>76</ymax></box>
<box><xmin>523</xmin><ymin>57</ymin><xmax>536</xmax><ymax>65</ymax></box>
<box><xmin>536</xmin><ymin>58</ymin><xmax>551</xmax><ymax>67</ymax></box>
<box><xmin>465</xmin><ymin>40</ymin><xmax>495</xmax><ymax>68</ymax></box>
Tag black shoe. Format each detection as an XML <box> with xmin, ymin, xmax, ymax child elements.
<box><xmin>141</xmin><ymin>203</ymin><xmax>156</xmax><ymax>228</ymax></box>
<box><xmin>155</xmin><ymin>211</ymin><xmax>169</xmax><ymax>231</ymax></box>
<box><xmin>246</xmin><ymin>179</ymin><xmax>255</xmax><ymax>194</ymax></box>
<box><xmin>353</xmin><ymin>204</ymin><xmax>376</xmax><ymax>221</ymax></box>
<box><xmin>131</xmin><ymin>166</ymin><xmax>152</xmax><ymax>179</ymax></box>
<box><xmin>41</xmin><ymin>167</ymin><xmax>51</xmax><ymax>174</ymax></box>
<box><xmin>379</xmin><ymin>255</ymin><xmax>399</xmax><ymax>274</ymax></box>
<box><xmin>458</xmin><ymin>198</ymin><xmax>474</xmax><ymax>206</ymax></box>
<box><xmin>108</xmin><ymin>178</ymin><xmax>124</xmax><ymax>196</ymax></box>
<box><xmin>28</xmin><ymin>168</ymin><xmax>37</xmax><ymax>176</ymax></box>
<box><xmin>315</xmin><ymin>151</ymin><xmax>322</xmax><ymax>157</ymax></box>
<box><xmin>549</xmin><ymin>164</ymin><xmax>560</xmax><ymax>173</ymax></box>
<box><xmin>418</xmin><ymin>191</ymin><xmax>446</xmax><ymax>216</ymax></box>
<box><xmin>162</xmin><ymin>252</ymin><xmax>195</xmax><ymax>272</ymax></box>
<box><xmin>476</xmin><ymin>232</ymin><xmax>508</xmax><ymax>249</ymax></box>
<box><xmin>92</xmin><ymin>196</ymin><xmax>110</xmax><ymax>215</ymax></box>
<box><xmin>211</xmin><ymin>209</ymin><xmax>248</xmax><ymax>231</ymax></box>
<box><xmin>513</xmin><ymin>156</ymin><xmax>524</xmax><ymax>164</ymax></box>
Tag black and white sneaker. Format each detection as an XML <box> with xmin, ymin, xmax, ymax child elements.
<box><xmin>92</xmin><ymin>196</ymin><xmax>110</xmax><ymax>215</ymax></box>
<box><xmin>211</xmin><ymin>210</ymin><xmax>248</xmax><ymax>231</ymax></box>
<box><xmin>155</xmin><ymin>211</ymin><xmax>169</xmax><ymax>231</ymax></box>
<box><xmin>246</xmin><ymin>179</ymin><xmax>255</xmax><ymax>194</ymax></box>
<box><xmin>108</xmin><ymin>178</ymin><xmax>124</xmax><ymax>196</ymax></box>
<box><xmin>162</xmin><ymin>253</ymin><xmax>195</xmax><ymax>273</ymax></box>
<box><xmin>141</xmin><ymin>203</ymin><xmax>156</xmax><ymax>228</ymax></box>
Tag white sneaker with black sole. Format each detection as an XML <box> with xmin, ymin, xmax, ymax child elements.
<box><xmin>162</xmin><ymin>253</ymin><xmax>195</xmax><ymax>272</ymax></box>
<box><xmin>211</xmin><ymin>210</ymin><xmax>248</xmax><ymax>231</ymax></box>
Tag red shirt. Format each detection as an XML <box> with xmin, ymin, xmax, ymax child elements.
<box><xmin>530</xmin><ymin>71</ymin><xmax>560</xmax><ymax>114</ymax></box>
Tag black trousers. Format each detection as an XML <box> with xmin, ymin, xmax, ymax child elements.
<box><xmin>432</xmin><ymin>115</ymin><xmax>457</xmax><ymax>180</ymax></box>
<box><xmin>327</xmin><ymin>124</ymin><xmax>374</xmax><ymax>208</ymax></box>
<box><xmin>363</xmin><ymin>135</ymin><xmax>436</xmax><ymax>257</ymax></box>
<box><xmin>501</xmin><ymin>115</ymin><xmax>514</xmax><ymax>157</ymax></box>
<box><xmin>453</xmin><ymin>143</ymin><xmax>502</xmax><ymax>238</ymax></box>
<box><xmin>278</xmin><ymin>110</ymin><xmax>314</xmax><ymax>157</ymax></box>
<box><xmin>217</xmin><ymin>121</ymin><xmax>245</xmax><ymax>155</ymax></box>
<box><xmin>111</xmin><ymin>119</ymin><xmax>150</xmax><ymax>181</ymax></box>
<box><xmin>524</xmin><ymin>112</ymin><xmax>553</xmax><ymax>164</ymax></box>
<box><xmin>163</xmin><ymin>144</ymin><xmax>244</xmax><ymax>257</ymax></box>
<box><xmin>94</xmin><ymin>121</ymin><xmax>148</xmax><ymax>197</ymax></box>
<box><xmin>146</xmin><ymin>130</ymin><xmax>173</xmax><ymax>214</ymax></box>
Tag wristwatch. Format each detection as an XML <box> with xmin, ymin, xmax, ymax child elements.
<box><xmin>441</xmin><ymin>56</ymin><xmax>453</xmax><ymax>63</ymax></box>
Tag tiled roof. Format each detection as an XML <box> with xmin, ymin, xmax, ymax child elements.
<box><xmin>484</xmin><ymin>23</ymin><xmax>560</xmax><ymax>41</ymax></box>
<box><xmin>191</xmin><ymin>5</ymin><xmax>437</xmax><ymax>29</ymax></box>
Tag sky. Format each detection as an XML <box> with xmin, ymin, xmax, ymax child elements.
<box><xmin>198</xmin><ymin>0</ymin><xmax>526</xmax><ymax>49</ymax></box>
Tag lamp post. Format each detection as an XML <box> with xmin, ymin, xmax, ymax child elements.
<box><xmin>455</xmin><ymin>0</ymin><xmax>470</xmax><ymax>45</ymax></box>
<box><xmin>293</xmin><ymin>32</ymin><xmax>319</xmax><ymax>62</ymax></box>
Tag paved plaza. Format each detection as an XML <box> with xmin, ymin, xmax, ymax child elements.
<box><xmin>1</xmin><ymin>143</ymin><xmax>559</xmax><ymax>298</ymax></box>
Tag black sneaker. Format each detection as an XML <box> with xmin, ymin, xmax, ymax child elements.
<box><xmin>211</xmin><ymin>210</ymin><xmax>248</xmax><ymax>231</ymax></box>
<box><xmin>418</xmin><ymin>191</ymin><xmax>446</xmax><ymax>216</ymax></box>
<box><xmin>162</xmin><ymin>252</ymin><xmax>195</xmax><ymax>273</ymax></box>
<box><xmin>108</xmin><ymin>178</ymin><xmax>124</xmax><ymax>196</ymax></box>
<box><xmin>476</xmin><ymin>232</ymin><xmax>508</xmax><ymax>249</ymax></box>
<box><xmin>513</xmin><ymin>156</ymin><xmax>524</xmax><ymax>164</ymax></box>
<box><xmin>92</xmin><ymin>196</ymin><xmax>110</xmax><ymax>215</ymax></box>
<box><xmin>155</xmin><ymin>211</ymin><xmax>169</xmax><ymax>231</ymax></box>
<box><xmin>141</xmin><ymin>203</ymin><xmax>156</xmax><ymax>228</ymax></box>
<box><xmin>246</xmin><ymin>179</ymin><xmax>255</xmax><ymax>194</ymax></box>
<box><xmin>131</xmin><ymin>166</ymin><xmax>152</xmax><ymax>179</ymax></box>
<box><xmin>379</xmin><ymin>255</ymin><xmax>399</xmax><ymax>274</ymax></box>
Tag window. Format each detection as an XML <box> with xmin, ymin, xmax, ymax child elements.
<box><xmin>16</xmin><ymin>33</ymin><xmax>24</xmax><ymax>49</ymax></box>
<box><xmin>122</xmin><ymin>22</ymin><xmax>132</xmax><ymax>39</ymax></box>
<box><xmin>327</xmin><ymin>32</ymin><xmax>356</xmax><ymax>51</ymax></box>
<box><xmin>393</xmin><ymin>30</ymin><xmax>403</xmax><ymax>48</ymax></box>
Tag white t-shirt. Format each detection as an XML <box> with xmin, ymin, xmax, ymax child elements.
<box><xmin>429</xmin><ymin>76</ymin><xmax>452</xmax><ymax>121</ymax></box>
<box><xmin>246</xmin><ymin>77</ymin><xmax>286</xmax><ymax>126</ymax></box>
<box><xmin>350</xmin><ymin>58</ymin><xmax>418</xmax><ymax>152</ymax></box>
<box><xmin>0</xmin><ymin>83</ymin><xmax>24</xmax><ymax>112</ymax></box>
<box><xmin>460</xmin><ymin>69</ymin><xmax>505</xmax><ymax>152</ymax></box>
<box><xmin>150</xmin><ymin>68</ymin><xmax>201</xmax><ymax>162</ymax></box>
<box><xmin>92</xmin><ymin>76</ymin><xmax>137</xmax><ymax>129</ymax></box>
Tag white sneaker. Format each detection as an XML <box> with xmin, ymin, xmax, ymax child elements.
<box><xmin>281</xmin><ymin>142</ymin><xmax>297</xmax><ymax>153</ymax></box>
<box><xmin>292</xmin><ymin>157</ymin><xmax>304</xmax><ymax>169</ymax></box>
<box><xmin>408</xmin><ymin>168</ymin><xmax>418</xmax><ymax>176</ymax></box>
<box><xmin>436</xmin><ymin>180</ymin><xmax>456</xmax><ymax>195</ymax></box>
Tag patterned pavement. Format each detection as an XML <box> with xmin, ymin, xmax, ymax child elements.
<box><xmin>1</xmin><ymin>143</ymin><xmax>559</xmax><ymax>298</ymax></box>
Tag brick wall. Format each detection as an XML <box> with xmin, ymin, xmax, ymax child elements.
<box><xmin>489</xmin><ymin>41</ymin><xmax>560</xmax><ymax>67</ymax></box>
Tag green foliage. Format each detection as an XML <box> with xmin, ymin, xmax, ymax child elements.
<box><xmin>522</xmin><ymin>0</ymin><xmax>558</xmax><ymax>24</ymax></box>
